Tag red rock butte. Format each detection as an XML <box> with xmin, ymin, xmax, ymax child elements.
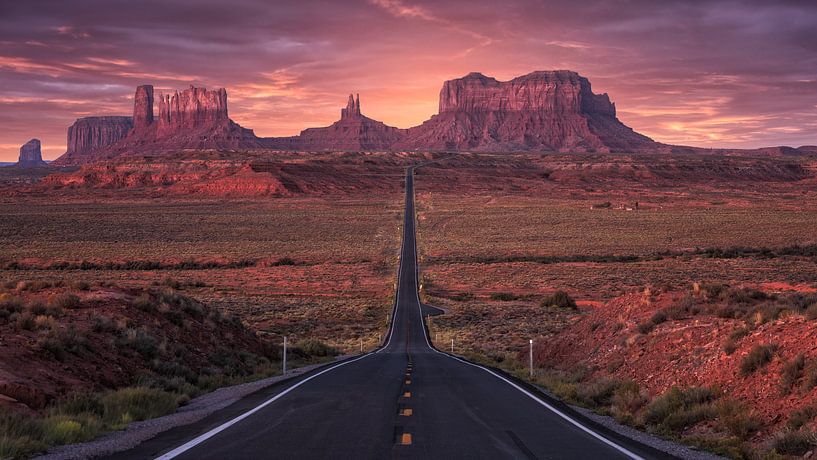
<box><xmin>53</xmin><ymin>71</ymin><xmax>678</xmax><ymax>165</ymax></box>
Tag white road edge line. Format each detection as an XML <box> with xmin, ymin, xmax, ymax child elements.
<box><xmin>154</xmin><ymin>172</ymin><xmax>415</xmax><ymax>459</ymax></box>
<box><xmin>407</xmin><ymin>170</ymin><xmax>645</xmax><ymax>460</ymax></box>
<box><xmin>154</xmin><ymin>352</ymin><xmax>373</xmax><ymax>460</ymax></box>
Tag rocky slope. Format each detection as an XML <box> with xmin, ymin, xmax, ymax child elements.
<box><xmin>535</xmin><ymin>285</ymin><xmax>817</xmax><ymax>435</ymax></box>
<box><xmin>294</xmin><ymin>94</ymin><xmax>406</xmax><ymax>151</ymax></box>
<box><xmin>396</xmin><ymin>71</ymin><xmax>661</xmax><ymax>152</ymax></box>
<box><xmin>53</xmin><ymin>117</ymin><xmax>134</xmax><ymax>165</ymax></box>
<box><xmin>16</xmin><ymin>139</ymin><xmax>47</xmax><ymax>168</ymax></box>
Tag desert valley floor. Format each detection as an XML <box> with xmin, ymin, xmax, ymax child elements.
<box><xmin>2</xmin><ymin>151</ymin><xmax>817</xmax><ymax>458</ymax></box>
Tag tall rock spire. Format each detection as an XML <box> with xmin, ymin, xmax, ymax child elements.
<box><xmin>133</xmin><ymin>85</ymin><xmax>154</xmax><ymax>130</ymax></box>
<box><xmin>341</xmin><ymin>93</ymin><xmax>361</xmax><ymax>119</ymax></box>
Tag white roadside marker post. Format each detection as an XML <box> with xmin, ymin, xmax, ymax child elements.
<box><xmin>451</xmin><ymin>338</ymin><xmax>454</xmax><ymax>354</ymax></box>
<box><xmin>283</xmin><ymin>336</ymin><xmax>287</xmax><ymax>375</ymax></box>
<box><xmin>529</xmin><ymin>339</ymin><xmax>533</xmax><ymax>379</ymax></box>
<box><xmin>360</xmin><ymin>338</ymin><xmax>363</xmax><ymax>353</ymax></box>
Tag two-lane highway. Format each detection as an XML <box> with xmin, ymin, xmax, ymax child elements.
<box><xmin>112</xmin><ymin>169</ymin><xmax>667</xmax><ymax>459</ymax></box>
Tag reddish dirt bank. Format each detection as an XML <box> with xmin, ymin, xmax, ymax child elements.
<box><xmin>0</xmin><ymin>280</ymin><xmax>276</xmax><ymax>413</ymax></box>
<box><xmin>536</xmin><ymin>284</ymin><xmax>817</xmax><ymax>434</ymax></box>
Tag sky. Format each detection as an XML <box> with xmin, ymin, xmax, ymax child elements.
<box><xmin>0</xmin><ymin>0</ymin><xmax>816</xmax><ymax>161</ymax></box>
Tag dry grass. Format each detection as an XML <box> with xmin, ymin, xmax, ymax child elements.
<box><xmin>0</xmin><ymin>197</ymin><xmax>402</xmax><ymax>353</ymax></box>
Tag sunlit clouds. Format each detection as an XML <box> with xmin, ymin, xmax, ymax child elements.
<box><xmin>0</xmin><ymin>0</ymin><xmax>815</xmax><ymax>160</ymax></box>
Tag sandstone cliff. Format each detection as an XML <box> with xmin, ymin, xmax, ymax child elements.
<box><xmin>54</xmin><ymin>85</ymin><xmax>263</xmax><ymax>165</ymax></box>
<box><xmin>16</xmin><ymin>139</ymin><xmax>47</xmax><ymax>167</ymax></box>
<box><xmin>294</xmin><ymin>94</ymin><xmax>406</xmax><ymax>151</ymax></box>
<box><xmin>53</xmin><ymin>116</ymin><xmax>134</xmax><ymax>165</ymax></box>
<box><xmin>396</xmin><ymin>71</ymin><xmax>661</xmax><ymax>153</ymax></box>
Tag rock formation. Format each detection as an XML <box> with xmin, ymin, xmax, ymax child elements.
<box><xmin>295</xmin><ymin>94</ymin><xmax>406</xmax><ymax>151</ymax></box>
<box><xmin>16</xmin><ymin>139</ymin><xmax>47</xmax><ymax>167</ymax></box>
<box><xmin>53</xmin><ymin>116</ymin><xmax>134</xmax><ymax>165</ymax></box>
<box><xmin>54</xmin><ymin>85</ymin><xmax>264</xmax><ymax>164</ymax></box>
<box><xmin>396</xmin><ymin>71</ymin><xmax>661</xmax><ymax>152</ymax></box>
<box><xmin>133</xmin><ymin>85</ymin><xmax>154</xmax><ymax>130</ymax></box>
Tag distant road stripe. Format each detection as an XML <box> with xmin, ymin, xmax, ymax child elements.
<box><xmin>153</xmin><ymin>352</ymin><xmax>375</xmax><ymax>460</ymax></box>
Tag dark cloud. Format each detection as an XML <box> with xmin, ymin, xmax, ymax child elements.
<box><xmin>0</xmin><ymin>0</ymin><xmax>815</xmax><ymax>160</ymax></box>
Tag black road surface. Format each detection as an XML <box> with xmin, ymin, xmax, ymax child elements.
<box><xmin>111</xmin><ymin>169</ymin><xmax>670</xmax><ymax>460</ymax></box>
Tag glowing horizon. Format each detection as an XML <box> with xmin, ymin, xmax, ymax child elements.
<box><xmin>1</xmin><ymin>0</ymin><xmax>816</xmax><ymax>161</ymax></box>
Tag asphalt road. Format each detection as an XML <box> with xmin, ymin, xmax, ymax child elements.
<box><xmin>110</xmin><ymin>169</ymin><xmax>669</xmax><ymax>460</ymax></box>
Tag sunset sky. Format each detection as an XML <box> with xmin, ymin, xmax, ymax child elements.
<box><xmin>1</xmin><ymin>0</ymin><xmax>816</xmax><ymax>161</ymax></box>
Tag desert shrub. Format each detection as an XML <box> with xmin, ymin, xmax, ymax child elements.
<box><xmin>0</xmin><ymin>295</ymin><xmax>24</xmax><ymax>320</ymax></box>
<box><xmin>296</xmin><ymin>339</ymin><xmax>339</xmax><ymax>358</ymax></box>
<box><xmin>636</xmin><ymin>321</ymin><xmax>655</xmax><ymax>334</ymax></box>
<box><xmin>0</xmin><ymin>407</ymin><xmax>46</xmax><ymax>458</ymax></box>
<box><xmin>490</xmin><ymin>292</ymin><xmax>519</xmax><ymax>301</ymax></box>
<box><xmin>788</xmin><ymin>406</ymin><xmax>817</xmax><ymax>431</ymax></box>
<box><xmin>650</xmin><ymin>310</ymin><xmax>668</xmax><ymax>325</ymax></box>
<box><xmin>101</xmin><ymin>387</ymin><xmax>177</xmax><ymax>428</ymax></box>
<box><xmin>132</xmin><ymin>293</ymin><xmax>156</xmax><ymax>313</ymax></box>
<box><xmin>591</xmin><ymin>201</ymin><xmax>611</xmax><ymax>209</ymax></box>
<box><xmin>771</xmin><ymin>430</ymin><xmax>816</xmax><ymax>456</ymax></box>
<box><xmin>683</xmin><ymin>435</ymin><xmax>751</xmax><ymax>459</ymax></box>
<box><xmin>48</xmin><ymin>293</ymin><xmax>80</xmax><ymax>310</ymax></box>
<box><xmin>38</xmin><ymin>327</ymin><xmax>91</xmax><ymax>361</ymax></box>
<box><xmin>780</xmin><ymin>353</ymin><xmax>806</xmax><ymax>394</ymax></box>
<box><xmin>663</xmin><ymin>295</ymin><xmax>699</xmax><ymax>320</ymax></box>
<box><xmin>91</xmin><ymin>315</ymin><xmax>118</xmax><ymax>333</ymax></box>
<box><xmin>575</xmin><ymin>378</ymin><xmax>620</xmax><ymax>408</ymax></box>
<box><xmin>152</xmin><ymin>360</ymin><xmax>197</xmax><ymax>383</ymax></box>
<box><xmin>611</xmin><ymin>381</ymin><xmax>647</xmax><ymax>422</ymax></box>
<box><xmin>752</xmin><ymin>303</ymin><xmax>787</xmax><ymax>323</ymax></box>
<box><xmin>807</xmin><ymin>304</ymin><xmax>817</xmax><ymax>321</ymax></box>
<box><xmin>723</xmin><ymin>339</ymin><xmax>738</xmax><ymax>356</ymax></box>
<box><xmin>271</xmin><ymin>257</ymin><xmax>296</xmax><ymax>266</ymax></box>
<box><xmin>41</xmin><ymin>414</ymin><xmax>102</xmax><ymax>445</ymax></box>
<box><xmin>699</xmin><ymin>282</ymin><xmax>728</xmax><ymax>300</ymax></box>
<box><xmin>116</xmin><ymin>328</ymin><xmax>159</xmax><ymax>359</ymax></box>
<box><xmin>70</xmin><ymin>281</ymin><xmax>91</xmax><ymax>291</ymax></box>
<box><xmin>721</xmin><ymin>287</ymin><xmax>770</xmax><ymax>304</ymax></box>
<box><xmin>804</xmin><ymin>361</ymin><xmax>817</xmax><ymax>391</ymax></box>
<box><xmin>449</xmin><ymin>292</ymin><xmax>474</xmax><ymax>302</ymax></box>
<box><xmin>12</xmin><ymin>311</ymin><xmax>36</xmax><ymax>330</ymax></box>
<box><xmin>642</xmin><ymin>386</ymin><xmax>719</xmax><ymax>434</ymax></box>
<box><xmin>739</xmin><ymin>343</ymin><xmax>778</xmax><ymax>376</ymax></box>
<box><xmin>717</xmin><ymin>398</ymin><xmax>760</xmax><ymax>439</ymax></box>
<box><xmin>729</xmin><ymin>326</ymin><xmax>752</xmax><ymax>341</ymax></box>
<box><xmin>540</xmin><ymin>291</ymin><xmax>577</xmax><ymax>310</ymax></box>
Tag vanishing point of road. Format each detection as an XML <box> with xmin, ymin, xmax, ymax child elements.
<box><xmin>111</xmin><ymin>168</ymin><xmax>671</xmax><ymax>460</ymax></box>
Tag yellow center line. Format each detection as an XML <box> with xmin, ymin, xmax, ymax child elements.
<box><xmin>400</xmin><ymin>408</ymin><xmax>413</xmax><ymax>416</ymax></box>
<box><xmin>400</xmin><ymin>433</ymin><xmax>413</xmax><ymax>445</ymax></box>
<box><xmin>403</xmin><ymin>391</ymin><xmax>411</xmax><ymax>398</ymax></box>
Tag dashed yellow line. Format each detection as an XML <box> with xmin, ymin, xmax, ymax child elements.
<box><xmin>403</xmin><ymin>391</ymin><xmax>411</xmax><ymax>398</ymax></box>
<box><xmin>400</xmin><ymin>408</ymin><xmax>413</xmax><ymax>416</ymax></box>
<box><xmin>405</xmin><ymin>379</ymin><xmax>411</xmax><ymax>385</ymax></box>
<box><xmin>400</xmin><ymin>433</ymin><xmax>413</xmax><ymax>445</ymax></box>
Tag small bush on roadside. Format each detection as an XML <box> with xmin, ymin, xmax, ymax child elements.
<box><xmin>540</xmin><ymin>291</ymin><xmax>577</xmax><ymax>310</ymax></box>
<box><xmin>642</xmin><ymin>386</ymin><xmax>719</xmax><ymax>434</ymax></box>
<box><xmin>771</xmin><ymin>430</ymin><xmax>816</xmax><ymax>456</ymax></box>
<box><xmin>636</xmin><ymin>321</ymin><xmax>655</xmax><ymax>334</ymax></box>
<box><xmin>575</xmin><ymin>378</ymin><xmax>620</xmax><ymax>408</ymax></box>
<box><xmin>717</xmin><ymin>398</ymin><xmax>760</xmax><ymax>439</ymax></box>
<box><xmin>100</xmin><ymin>387</ymin><xmax>178</xmax><ymax>428</ymax></box>
<box><xmin>739</xmin><ymin>344</ymin><xmax>778</xmax><ymax>376</ymax></box>
<box><xmin>449</xmin><ymin>292</ymin><xmax>474</xmax><ymax>302</ymax></box>
<box><xmin>296</xmin><ymin>339</ymin><xmax>339</xmax><ymax>358</ymax></box>
<box><xmin>132</xmin><ymin>293</ymin><xmax>157</xmax><ymax>313</ymax></box>
<box><xmin>611</xmin><ymin>381</ymin><xmax>647</xmax><ymax>422</ymax></box>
